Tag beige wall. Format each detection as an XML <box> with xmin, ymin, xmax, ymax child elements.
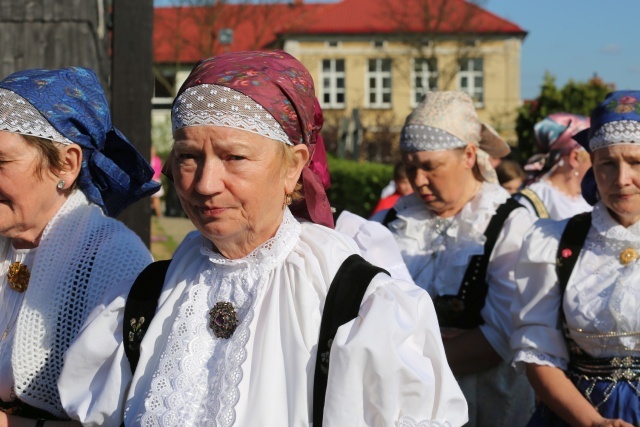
<box><xmin>285</xmin><ymin>35</ymin><xmax>523</xmax><ymax>145</ymax></box>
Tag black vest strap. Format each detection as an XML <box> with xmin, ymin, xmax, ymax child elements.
<box><xmin>556</xmin><ymin>212</ymin><xmax>592</xmax><ymax>294</ymax></box>
<box><xmin>434</xmin><ymin>197</ymin><xmax>523</xmax><ymax>329</ymax></box>
<box><xmin>123</xmin><ymin>259</ymin><xmax>172</xmax><ymax>373</ymax></box>
<box><xmin>124</xmin><ymin>255</ymin><xmax>387</xmax><ymax>427</ymax></box>
<box><xmin>312</xmin><ymin>254</ymin><xmax>388</xmax><ymax>427</ymax></box>
<box><xmin>381</xmin><ymin>207</ymin><xmax>398</xmax><ymax>227</ymax></box>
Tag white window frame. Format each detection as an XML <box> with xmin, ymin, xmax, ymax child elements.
<box><xmin>320</xmin><ymin>58</ymin><xmax>346</xmax><ymax>109</ymax></box>
<box><xmin>366</xmin><ymin>58</ymin><xmax>392</xmax><ymax>109</ymax></box>
<box><xmin>411</xmin><ymin>57</ymin><xmax>438</xmax><ymax>107</ymax></box>
<box><xmin>152</xmin><ymin>71</ymin><xmax>177</xmax><ymax>109</ymax></box>
<box><xmin>458</xmin><ymin>58</ymin><xmax>484</xmax><ymax>107</ymax></box>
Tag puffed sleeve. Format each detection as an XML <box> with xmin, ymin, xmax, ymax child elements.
<box><xmin>323</xmin><ymin>274</ymin><xmax>468</xmax><ymax>427</ymax></box>
<box><xmin>58</xmin><ymin>290</ymin><xmax>131</xmax><ymax>427</ymax></box>
<box><xmin>335</xmin><ymin>210</ymin><xmax>415</xmax><ymax>284</ymax></box>
<box><xmin>480</xmin><ymin>207</ymin><xmax>535</xmax><ymax>361</ymax></box>
<box><xmin>510</xmin><ymin>218</ymin><xmax>570</xmax><ymax>371</ymax></box>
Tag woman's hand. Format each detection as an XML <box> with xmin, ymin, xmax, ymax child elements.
<box><xmin>591</xmin><ymin>418</ymin><xmax>634</xmax><ymax>427</ymax></box>
<box><xmin>0</xmin><ymin>412</ymin><xmax>83</xmax><ymax>427</ymax></box>
<box><xmin>527</xmin><ymin>364</ymin><xmax>635</xmax><ymax>427</ymax></box>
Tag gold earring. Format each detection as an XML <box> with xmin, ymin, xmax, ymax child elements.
<box><xmin>283</xmin><ymin>194</ymin><xmax>292</xmax><ymax>209</ymax></box>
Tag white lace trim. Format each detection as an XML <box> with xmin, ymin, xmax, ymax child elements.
<box><xmin>140</xmin><ymin>209</ymin><xmax>301</xmax><ymax>427</ymax></box>
<box><xmin>590</xmin><ymin>120</ymin><xmax>640</xmax><ymax>151</ymax></box>
<box><xmin>392</xmin><ymin>182</ymin><xmax>508</xmax><ymax>267</ymax></box>
<box><xmin>397</xmin><ymin>416</ymin><xmax>452</xmax><ymax>427</ymax></box>
<box><xmin>400</xmin><ymin>124</ymin><xmax>467</xmax><ymax>152</ymax></box>
<box><xmin>513</xmin><ymin>349</ymin><xmax>568</xmax><ymax>371</ymax></box>
<box><xmin>172</xmin><ymin>84</ymin><xmax>292</xmax><ymax>146</ymax></box>
<box><xmin>591</xmin><ymin>201</ymin><xmax>640</xmax><ymax>244</ymax></box>
<box><xmin>0</xmin><ymin>88</ymin><xmax>73</xmax><ymax>144</ymax></box>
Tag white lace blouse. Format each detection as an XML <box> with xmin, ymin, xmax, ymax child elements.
<box><xmin>65</xmin><ymin>208</ymin><xmax>468</xmax><ymax>427</ymax></box>
<box><xmin>518</xmin><ymin>179</ymin><xmax>592</xmax><ymax>220</ymax></box>
<box><xmin>512</xmin><ymin>201</ymin><xmax>640</xmax><ymax>371</ymax></box>
<box><xmin>387</xmin><ymin>183</ymin><xmax>535</xmax><ymax>361</ymax></box>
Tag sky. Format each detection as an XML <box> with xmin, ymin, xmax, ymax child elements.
<box><xmin>153</xmin><ymin>0</ymin><xmax>639</xmax><ymax>100</ymax></box>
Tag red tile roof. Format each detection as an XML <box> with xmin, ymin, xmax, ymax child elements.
<box><xmin>154</xmin><ymin>0</ymin><xmax>526</xmax><ymax>64</ymax></box>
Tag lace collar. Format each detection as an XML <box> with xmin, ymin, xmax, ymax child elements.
<box><xmin>200</xmin><ymin>208</ymin><xmax>301</xmax><ymax>273</ymax></box>
<box><xmin>392</xmin><ymin>183</ymin><xmax>509</xmax><ymax>269</ymax></box>
<box><xmin>592</xmin><ymin>201</ymin><xmax>640</xmax><ymax>244</ymax></box>
<box><xmin>394</xmin><ymin>182</ymin><xmax>509</xmax><ymax>244</ymax></box>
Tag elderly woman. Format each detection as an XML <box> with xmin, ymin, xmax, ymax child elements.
<box><xmin>67</xmin><ymin>51</ymin><xmax>467</xmax><ymax>426</ymax></box>
<box><xmin>516</xmin><ymin>113</ymin><xmax>592</xmax><ymax>219</ymax></box>
<box><xmin>511</xmin><ymin>91</ymin><xmax>640</xmax><ymax>426</ymax></box>
<box><xmin>379</xmin><ymin>91</ymin><xmax>536</xmax><ymax>426</ymax></box>
<box><xmin>0</xmin><ymin>67</ymin><xmax>158</xmax><ymax>426</ymax></box>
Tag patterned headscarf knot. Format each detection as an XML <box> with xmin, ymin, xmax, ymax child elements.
<box><xmin>0</xmin><ymin>67</ymin><xmax>159</xmax><ymax>217</ymax></box>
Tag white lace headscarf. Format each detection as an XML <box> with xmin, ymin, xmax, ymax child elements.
<box><xmin>400</xmin><ymin>91</ymin><xmax>510</xmax><ymax>183</ymax></box>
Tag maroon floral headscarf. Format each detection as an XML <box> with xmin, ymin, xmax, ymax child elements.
<box><xmin>172</xmin><ymin>50</ymin><xmax>334</xmax><ymax>228</ymax></box>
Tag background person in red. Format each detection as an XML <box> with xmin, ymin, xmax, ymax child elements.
<box><xmin>370</xmin><ymin>162</ymin><xmax>413</xmax><ymax>216</ymax></box>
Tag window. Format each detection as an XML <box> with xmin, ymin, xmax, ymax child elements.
<box><xmin>373</xmin><ymin>40</ymin><xmax>385</xmax><ymax>48</ymax></box>
<box><xmin>320</xmin><ymin>59</ymin><xmax>345</xmax><ymax>109</ymax></box>
<box><xmin>152</xmin><ymin>71</ymin><xmax>176</xmax><ymax>109</ymax></box>
<box><xmin>412</xmin><ymin>57</ymin><xmax>438</xmax><ymax>105</ymax></box>
<box><xmin>367</xmin><ymin>58</ymin><xmax>392</xmax><ymax>108</ymax></box>
<box><xmin>326</xmin><ymin>40</ymin><xmax>339</xmax><ymax>48</ymax></box>
<box><xmin>458</xmin><ymin>58</ymin><xmax>484</xmax><ymax>106</ymax></box>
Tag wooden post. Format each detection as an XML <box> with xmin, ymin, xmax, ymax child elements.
<box><xmin>111</xmin><ymin>0</ymin><xmax>154</xmax><ymax>246</ymax></box>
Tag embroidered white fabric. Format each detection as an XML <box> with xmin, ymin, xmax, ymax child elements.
<box><xmin>139</xmin><ymin>209</ymin><xmax>300</xmax><ymax>427</ymax></box>
<box><xmin>0</xmin><ymin>88</ymin><xmax>73</xmax><ymax>144</ymax></box>
<box><xmin>171</xmin><ymin>84</ymin><xmax>292</xmax><ymax>145</ymax></box>
<box><xmin>513</xmin><ymin>349</ymin><xmax>568</xmax><ymax>371</ymax></box>
<box><xmin>590</xmin><ymin>120</ymin><xmax>640</xmax><ymax>151</ymax></box>
<box><xmin>397</xmin><ymin>416</ymin><xmax>452</xmax><ymax>427</ymax></box>
<box><xmin>0</xmin><ymin>190</ymin><xmax>151</xmax><ymax>417</ymax></box>
<box><xmin>388</xmin><ymin>182</ymin><xmax>509</xmax><ymax>297</ymax></box>
<box><xmin>400</xmin><ymin>124</ymin><xmax>467</xmax><ymax>152</ymax></box>
<box><xmin>512</xmin><ymin>200</ymin><xmax>640</xmax><ymax>365</ymax></box>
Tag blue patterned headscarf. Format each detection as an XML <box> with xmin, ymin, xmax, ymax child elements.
<box><xmin>0</xmin><ymin>67</ymin><xmax>159</xmax><ymax>217</ymax></box>
<box><xmin>576</xmin><ymin>90</ymin><xmax>640</xmax><ymax>205</ymax></box>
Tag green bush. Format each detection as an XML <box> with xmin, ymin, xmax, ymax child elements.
<box><xmin>326</xmin><ymin>156</ymin><xmax>393</xmax><ymax>218</ymax></box>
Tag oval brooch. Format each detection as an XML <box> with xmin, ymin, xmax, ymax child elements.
<box><xmin>7</xmin><ymin>261</ymin><xmax>30</xmax><ymax>293</ymax></box>
<box><xmin>209</xmin><ymin>301</ymin><xmax>238</xmax><ymax>339</ymax></box>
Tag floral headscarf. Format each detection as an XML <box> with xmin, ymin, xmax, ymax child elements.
<box><xmin>170</xmin><ymin>50</ymin><xmax>333</xmax><ymax>228</ymax></box>
<box><xmin>0</xmin><ymin>67</ymin><xmax>160</xmax><ymax>217</ymax></box>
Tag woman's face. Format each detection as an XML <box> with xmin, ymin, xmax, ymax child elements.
<box><xmin>172</xmin><ymin>126</ymin><xmax>307</xmax><ymax>259</ymax></box>
<box><xmin>0</xmin><ymin>132</ymin><xmax>66</xmax><ymax>248</ymax></box>
<box><xmin>402</xmin><ymin>145</ymin><xmax>478</xmax><ymax>217</ymax></box>
<box><xmin>593</xmin><ymin>144</ymin><xmax>640</xmax><ymax>227</ymax></box>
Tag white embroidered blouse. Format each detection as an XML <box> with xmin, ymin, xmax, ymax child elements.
<box><xmin>65</xmin><ymin>208</ymin><xmax>468</xmax><ymax>427</ymax></box>
<box><xmin>512</xmin><ymin>201</ymin><xmax>640</xmax><ymax>371</ymax></box>
<box><xmin>517</xmin><ymin>179</ymin><xmax>592</xmax><ymax>220</ymax></box>
<box><xmin>385</xmin><ymin>183</ymin><xmax>534</xmax><ymax>361</ymax></box>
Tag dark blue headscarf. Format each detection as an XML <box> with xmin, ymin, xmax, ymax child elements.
<box><xmin>576</xmin><ymin>90</ymin><xmax>640</xmax><ymax>205</ymax></box>
<box><xmin>0</xmin><ymin>67</ymin><xmax>159</xmax><ymax>217</ymax></box>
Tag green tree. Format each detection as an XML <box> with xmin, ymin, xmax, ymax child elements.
<box><xmin>515</xmin><ymin>72</ymin><xmax>613</xmax><ymax>163</ymax></box>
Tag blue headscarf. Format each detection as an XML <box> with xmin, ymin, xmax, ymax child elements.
<box><xmin>0</xmin><ymin>67</ymin><xmax>160</xmax><ymax>217</ymax></box>
<box><xmin>576</xmin><ymin>90</ymin><xmax>640</xmax><ymax>205</ymax></box>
